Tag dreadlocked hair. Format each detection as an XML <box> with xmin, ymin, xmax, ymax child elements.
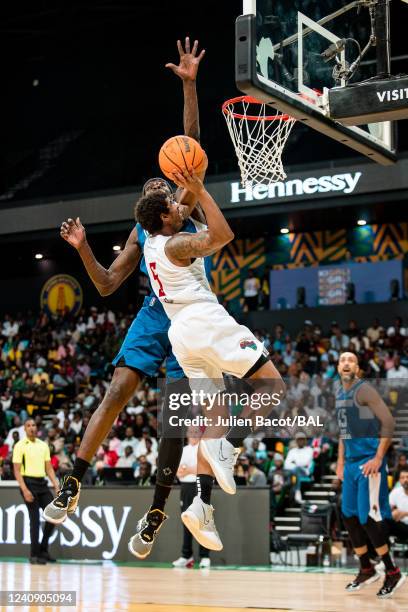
<box><xmin>135</xmin><ymin>190</ymin><xmax>170</xmax><ymax>234</ymax></box>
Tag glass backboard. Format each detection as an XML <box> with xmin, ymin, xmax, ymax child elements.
<box><xmin>237</xmin><ymin>0</ymin><xmax>396</xmax><ymax>164</ymax></box>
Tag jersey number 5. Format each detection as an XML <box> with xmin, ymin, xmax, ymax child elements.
<box><xmin>149</xmin><ymin>262</ymin><xmax>166</xmax><ymax>297</ymax></box>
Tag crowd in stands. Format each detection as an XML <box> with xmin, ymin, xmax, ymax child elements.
<box><xmin>1</xmin><ymin>306</ymin><xmax>408</xmax><ymax>540</ymax></box>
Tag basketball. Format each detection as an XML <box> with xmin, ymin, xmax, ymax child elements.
<box><xmin>158</xmin><ymin>135</ymin><xmax>206</xmax><ymax>180</ymax></box>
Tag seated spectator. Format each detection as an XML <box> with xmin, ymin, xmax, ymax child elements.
<box><xmin>116</xmin><ymin>445</ymin><xmax>137</xmax><ymax>468</ymax></box>
<box><xmin>135</xmin><ymin>428</ymin><xmax>158</xmax><ymax>456</ymax></box>
<box><xmin>268</xmin><ymin>452</ymin><xmax>289</xmax><ymax>516</ymax></box>
<box><xmin>30</xmin><ymin>379</ymin><xmax>52</xmax><ymax>414</ymax></box>
<box><xmin>49</xmin><ymin>443</ymin><xmax>60</xmax><ymax>473</ymax></box>
<box><xmin>69</xmin><ymin>411</ymin><xmax>83</xmax><ymax>436</ymax></box>
<box><xmin>32</xmin><ymin>368</ymin><xmax>50</xmax><ymax>386</ymax></box>
<box><xmin>387</xmin><ymin>468</ymin><xmax>408</xmax><ymax>541</ymax></box>
<box><xmin>366</xmin><ymin>318</ymin><xmax>384</xmax><ymax>344</ymax></box>
<box><xmin>119</xmin><ymin>426</ymin><xmax>138</xmax><ymax>456</ymax></box>
<box><xmin>4</xmin><ymin>416</ymin><xmax>24</xmax><ymax>447</ymax></box>
<box><xmin>135</xmin><ymin>461</ymin><xmax>154</xmax><ymax>486</ymax></box>
<box><xmin>329</xmin><ymin>323</ymin><xmax>349</xmax><ymax>352</ymax></box>
<box><xmin>393</xmin><ymin>453</ymin><xmax>408</xmax><ymax>481</ymax></box>
<box><xmin>284</xmin><ymin>431</ymin><xmax>314</xmax><ymax>503</ymax></box>
<box><xmin>386</xmin><ymin>355</ymin><xmax>408</xmax><ymax>386</ymax></box>
<box><xmin>0</xmin><ymin>436</ymin><xmax>9</xmax><ymax>460</ymax></box>
<box><xmin>95</xmin><ymin>441</ymin><xmax>118</xmax><ymax>473</ymax></box>
<box><xmin>239</xmin><ymin>454</ymin><xmax>267</xmax><ymax>486</ymax></box>
<box><xmin>106</xmin><ymin>429</ymin><xmax>121</xmax><ymax>455</ymax></box>
<box><xmin>46</xmin><ymin>427</ymin><xmax>65</xmax><ymax>454</ymax></box>
<box><xmin>53</xmin><ymin>365</ymin><xmax>75</xmax><ymax>396</ymax></box>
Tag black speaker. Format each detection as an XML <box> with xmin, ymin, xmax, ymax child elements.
<box><xmin>296</xmin><ymin>286</ymin><xmax>306</xmax><ymax>307</ymax></box>
<box><xmin>345</xmin><ymin>282</ymin><xmax>356</xmax><ymax>304</ymax></box>
<box><xmin>390</xmin><ymin>278</ymin><xmax>400</xmax><ymax>301</ymax></box>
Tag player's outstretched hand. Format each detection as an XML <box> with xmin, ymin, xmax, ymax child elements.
<box><xmin>361</xmin><ymin>456</ymin><xmax>382</xmax><ymax>477</ymax></box>
<box><xmin>172</xmin><ymin>170</ymin><xmax>205</xmax><ymax>196</ymax></box>
<box><xmin>60</xmin><ymin>217</ymin><xmax>86</xmax><ymax>250</ymax></box>
<box><xmin>165</xmin><ymin>37</ymin><xmax>205</xmax><ymax>81</ymax></box>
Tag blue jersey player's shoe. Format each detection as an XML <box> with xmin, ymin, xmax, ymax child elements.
<box><xmin>377</xmin><ymin>568</ymin><xmax>406</xmax><ymax>599</ymax></box>
<box><xmin>128</xmin><ymin>509</ymin><xmax>168</xmax><ymax>559</ymax></box>
<box><xmin>345</xmin><ymin>566</ymin><xmax>381</xmax><ymax>592</ymax></box>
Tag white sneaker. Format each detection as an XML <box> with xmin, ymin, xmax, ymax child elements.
<box><xmin>294</xmin><ymin>489</ymin><xmax>303</xmax><ymax>504</ymax></box>
<box><xmin>199</xmin><ymin>438</ymin><xmax>239</xmax><ymax>495</ymax></box>
<box><xmin>172</xmin><ymin>556</ymin><xmax>194</xmax><ymax>568</ymax></box>
<box><xmin>199</xmin><ymin>557</ymin><xmax>211</xmax><ymax>569</ymax></box>
<box><xmin>181</xmin><ymin>496</ymin><xmax>223</xmax><ymax>551</ymax></box>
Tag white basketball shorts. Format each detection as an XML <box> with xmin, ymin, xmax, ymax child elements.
<box><xmin>168</xmin><ymin>302</ymin><xmax>266</xmax><ymax>384</ymax></box>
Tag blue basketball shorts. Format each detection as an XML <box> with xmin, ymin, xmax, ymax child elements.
<box><xmin>341</xmin><ymin>457</ymin><xmax>391</xmax><ymax>524</ymax></box>
<box><xmin>112</xmin><ymin>295</ymin><xmax>184</xmax><ymax>379</ymax></box>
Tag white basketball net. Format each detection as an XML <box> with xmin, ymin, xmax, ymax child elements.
<box><xmin>223</xmin><ymin>96</ymin><xmax>296</xmax><ymax>187</ymax></box>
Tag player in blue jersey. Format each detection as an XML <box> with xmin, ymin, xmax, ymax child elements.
<box><xmin>44</xmin><ymin>38</ymin><xmax>208</xmax><ymax>532</ymax></box>
<box><xmin>336</xmin><ymin>352</ymin><xmax>405</xmax><ymax>599</ymax></box>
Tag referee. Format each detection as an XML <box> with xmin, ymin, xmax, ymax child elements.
<box><xmin>13</xmin><ymin>418</ymin><xmax>59</xmax><ymax>564</ymax></box>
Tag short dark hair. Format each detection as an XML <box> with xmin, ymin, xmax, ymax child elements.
<box><xmin>135</xmin><ymin>190</ymin><xmax>170</xmax><ymax>234</ymax></box>
<box><xmin>142</xmin><ymin>177</ymin><xmax>173</xmax><ymax>196</ymax></box>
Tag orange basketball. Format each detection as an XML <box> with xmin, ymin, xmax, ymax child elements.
<box><xmin>158</xmin><ymin>135</ymin><xmax>206</xmax><ymax>180</ymax></box>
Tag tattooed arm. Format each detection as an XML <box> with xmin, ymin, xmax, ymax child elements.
<box><xmin>165</xmin><ymin>173</ymin><xmax>234</xmax><ymax>265</ymax></box>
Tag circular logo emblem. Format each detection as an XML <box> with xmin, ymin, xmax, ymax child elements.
<box><xmin>40</xmin><ymin>274</ymin><xmax>83</xmax><ymax>316</ymax></box>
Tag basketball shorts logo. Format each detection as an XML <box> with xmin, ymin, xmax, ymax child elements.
<box><xmin>163</xmin><ymin>467</ymin><xmax>172</xmax><ymax>476</ymax></box>
<box><xmin>240</xmin><ymin>338</ymin><xmax>257</xmax><ymax>351</ymax></box>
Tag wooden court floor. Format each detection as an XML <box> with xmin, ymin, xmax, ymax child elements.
<box><xmin>0</xmin><ymin>561</ymin><xmax>407</xmax><ymax>611</ymax></box>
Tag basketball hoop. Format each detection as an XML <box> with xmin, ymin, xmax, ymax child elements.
<box><xmin>222</xmin><ymin>95</ymin><xmax>296</xmax><ymax>187</ymax></box>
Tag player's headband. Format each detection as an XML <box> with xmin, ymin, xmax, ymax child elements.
<box><xmin>142</xmin><ymin>177</ymin><xmax>173</xmax><ymax>196</ymax></box>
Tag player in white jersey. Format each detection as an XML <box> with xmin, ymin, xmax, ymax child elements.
<box><xmin>134</xmin><ymin>170</ymin><xmax>285</xmax><ymax>549</ymax></box>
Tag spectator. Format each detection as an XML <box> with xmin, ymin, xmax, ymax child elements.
<box><xmin>387</xmin><ymin>468</ymin><xmax>408</xmax><ymax>542</ymax></box>
<box><xmin>284</xmin><ymin>432</ymin><xmax>314</xmax><ymax>503</ymax></box>
<box><xmin>366</xmin><ymin>318</ymin><xmax>384</xmax><ymax>344</ymax></box>
<box><xmin>135</xmin><ymin>428</ymin><xmax>158</xmax><ymax>456</ymax></box>
<box><xmin>134</xmin><ymin>461</ymin><xmax>154</xmax><ymax>486</ymax></box>
<box><xmin>69</xmin><ymin>411</ymin><xmax>83</xmax><ymax>436</ymax></box>
<box><xmin>268</xmin><ymin>452</ymin><xmax>289</xmax><ymax>516</ymax></box>
<box><xmin>386</xmin><ymin>355</ymin><xmax>408</xmax><ymax>385</ymax></box>
<box><xmin>119</xmin><ymin>426</ymin><xmax>138</xmax><ymax>456</ymax></box>
<box><xmin>116</xmin><ymin>445</ymin><xmax>137</xmax><ymax>468</ymax></box>
<box><xmin>330</xmin><ymin>323</ymin><xmax>349</xmax><ymax>352</ymax></box>
<box><xmin>243</xmin><ymin>269</ymin><xmax>261</xmax><ymax>312</ymax></box>
<box><xmin>240</xmin><ymin>454</ymin><xmax>267</xmax><ymax>486</ymax></box>
<box><xmin>393</xmin><ymin>454</ymin><xmax>408</xmax><ymax>481</ymax></box>
<box><xmin>5</xmin><ymin>416</ymin><xmax>25</xmax><ymax>447</ymax></box>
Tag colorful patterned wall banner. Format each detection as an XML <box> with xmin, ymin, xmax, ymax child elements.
<box><xmin>210</xmin><ymin>223</ymin><xmax>407</xmax><ymax>300</ymax></box>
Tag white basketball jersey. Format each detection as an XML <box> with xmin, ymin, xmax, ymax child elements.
<box><xmin>143</xmin><ymin>219</ymin><xmax>218</xmax><ymax>319</ymax></box>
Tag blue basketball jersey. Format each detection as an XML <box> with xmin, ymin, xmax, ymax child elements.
<box><xmin>136</xmin><ymin>219</ymin><xmax>212</xmax><ymax>283</ymax></box>
<box><xmin>335</xmin><ymin>379</ymin><xmax>380</xmax><ymax>461</ymax></box>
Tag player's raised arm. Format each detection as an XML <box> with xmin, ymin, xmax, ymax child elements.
<box><xmin>166</xmin><ymin>37</ymin><xmax>205</xmax><ymax>142</ymax></box>
<box><xmin>166</xmin><ymin>37</ymin><xmax>207</xmax><ymax>221</ymax></box>
<box><xmin>165</xmin><ymin>172</ymin><xmax>233</xmax><ymax>263</ymax></box>
<box><xmin>60</xmin><ymin>217</ymin><xmax>141</xmax><ymax>296</ymax></box>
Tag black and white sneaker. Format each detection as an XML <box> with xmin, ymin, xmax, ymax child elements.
<box><xmin>128</xmin><ymin>509</ymin><xmax>168</xmax><ymax>559</ymax></box>
<box><xmin>345</xmin><ymin>567</ymin><xmax>380</xmax><ymax>592</ymax></box>
<box><xmin>43</xmin><ymin>476</ymin><xmax>81</xmax><ymax>524</ymax></box>
<box><xmin>377</xmin><ymin>568</ymin><xmax>406</xmax><ymax>599</ymax></box>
